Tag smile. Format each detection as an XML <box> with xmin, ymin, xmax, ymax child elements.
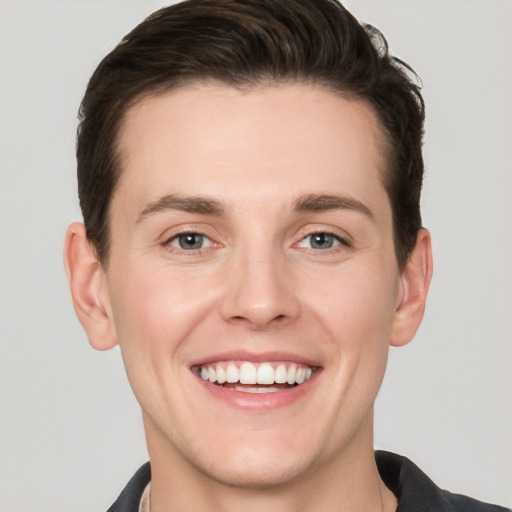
<box><xmin>193</xmin><ymin>361</ymin><xmax>315</xmax><ymax>393</ymax></box>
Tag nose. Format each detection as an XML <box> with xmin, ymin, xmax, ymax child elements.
<box><xmin>219</xmin><ymin>246</ymin><xmax>301</xmax><ymax>330</ymax></box>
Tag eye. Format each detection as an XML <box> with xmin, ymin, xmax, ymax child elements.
<box><xmin>297</xmin><ymin>232</ymin><xmax>344</xmax><ymax>250</ymax></box>
<box><xmin>167</xmin><ymin>233</ymin><xmax>212</xmax><ymax>251</ymax></box>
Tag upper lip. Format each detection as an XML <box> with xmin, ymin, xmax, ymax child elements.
<box><xmin>189</xmin><ymin>350</ymin><xmax>322</xmax><ymax>368</ymax></box>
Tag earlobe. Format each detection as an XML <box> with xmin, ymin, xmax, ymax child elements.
<box><xmin>63</xmin><ymin>222</ymin><xmax>118</xmax><ymax>351</ymax></box>
<box><xmin>390</xmin><ymin>228</ymin><xmax>433</xmax><ymax>347</ymax></box>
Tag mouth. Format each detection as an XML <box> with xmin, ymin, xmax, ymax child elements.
<box><xmin>192</xmin><ymin>361</ymin><xmax>317</xmax><ymax>394</ymax></box>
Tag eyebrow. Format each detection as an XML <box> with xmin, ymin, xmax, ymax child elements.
<box><xmin>136</xmin><ymin>192</ymin><xmax>373</xmax><ymax>223</ymax></box>
<box><xmin>292</xmin><ymin>193</ymin><xmax>374</xmax><ymax>219</ymax></box>
<box><xmin>136</xmin><ymin>194</ymin><xmax>226</xmax><ymax>223</ymax></box>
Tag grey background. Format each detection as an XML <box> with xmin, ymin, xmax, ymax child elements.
<box><xmin>0</xmin><ymin>1</ymin><xmax>510</xmax><ymax>510</ymax></box>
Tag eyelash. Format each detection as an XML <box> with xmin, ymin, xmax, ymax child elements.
<box><xmin>295</xmin><ymin>231</ymin><xmax>350</xmax><ymax>252</ymax></box>
<box><xmin>161</xmin><ymin>229</ymin><xmax>350</xmax><ymax>255</ymax></box>
<box><xmin>162</xmin><ymin>231</ymin><xmax>216</xmax><ymax>254</ymax></box>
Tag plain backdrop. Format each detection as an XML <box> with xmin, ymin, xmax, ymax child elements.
<box><xmin>0</xmin><ymin>1</ymin><xmax>511</xmax><ymax>510</ymax></box>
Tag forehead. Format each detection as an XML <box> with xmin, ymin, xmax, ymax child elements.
<box><xmin>114</xmin><ymin>83</ymin><xmax>389</xmax><ymax>219</ymax></box>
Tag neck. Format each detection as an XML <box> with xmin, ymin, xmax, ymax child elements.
<box><xmin>144</xmin><ymin>413</ymin><xmax>397</xmax><ymax>512</ymax></box>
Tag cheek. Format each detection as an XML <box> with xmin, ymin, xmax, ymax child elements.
<box><xmin>308</xmin><ymin>263</ymin><xmax>399</xmax><ymax>394</ymax></box>
<box><xmin>109</xmin><ymin>263</ymin><xmax>214</xmax><ymax>344</ymax></box>
<box><xmin>105</xmin><ymin>265</ymin><xmax>216</xmax><ymax>414</ymax></box>
<box><xmin>309</xmin><ymin>262</ymin><xmax>399</xmax><ymax>344</ymax></box>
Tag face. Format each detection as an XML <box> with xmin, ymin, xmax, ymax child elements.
<box><xmin>103</xmin><ymin>84</ymin><xmax>404</xmax><ymax>486</ymax></box>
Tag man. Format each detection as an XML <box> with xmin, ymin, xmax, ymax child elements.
<box><xmin>63</xmin><ymin>0</ymin><xmax>509</xmax><ymax>511</ymax></box>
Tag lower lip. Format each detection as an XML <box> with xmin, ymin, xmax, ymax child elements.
<box><xmin>196</xmin><ymin>372</ymin><xmax>319</xmax><ymax>410</ymax></box>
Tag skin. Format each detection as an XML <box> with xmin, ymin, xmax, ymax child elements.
<box><xmin>64</xmin><ymin>83</ymin><xmax>432</xmax><ymax>512</ymax></box>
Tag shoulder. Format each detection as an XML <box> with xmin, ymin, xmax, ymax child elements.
<box><xmin>443</xmin><ymin>491</ymin><xmax>510</xmax><ymax>512</ymax></box>
<box><xmin>106</xmin><ymin>462</ymin><xmax>151</xmax><ymax>512</ymax></box>
<box><xmin>375</xmin><ymin>451</ymin><xmax>509</xmax><ymax>512</ymax></box>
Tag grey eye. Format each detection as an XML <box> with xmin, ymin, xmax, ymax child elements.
<box><xmin>171</xmin><ymin>233</ymin><xmax>208</xmax><ymax>250</ymax></box>
<box><xmin>298</xmin><ymin>233</ymin><xmax>341</xmax><ymax>250</ymax></box>
<box><xmin>309</xmin><ymin>233</ymin><xmax>335</xmax><ymax>249</ymax></box>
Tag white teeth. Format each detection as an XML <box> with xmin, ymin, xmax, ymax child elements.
<box><xmin>226</xmin><ymin>364</ymin><xmax>239</xmax><ymax>383</ymax></box>
<box><xmin>286</xmin><ymin>365</ymin><xmax>296</xmax><ymax>385</ymax></box>
<box><xmin>257</xmin><ymin>362</ymin><xmax>275</xmax><ymax>385</ymax></box>
<box><xmin>216</xmin><ymin>366</ymin><xmax>226</xmax><ymax>384</ymax></box>
<box><xmin>197</xmin><ymin>361</ymin><xmax>315</xmax><ymax>387</ymax></box>
<box><xmin>275</xmin><ymin>364</ymin><xmax>287</xmax><ymax>383</ymax></box>
<box><xmin>234</xmin><ymin>386</ymin><xmax>256</xmax><ymax>393</ymax></box>
<box><xmin>239</xmin><ymin>362</ymin><xmax>257</xmax><ymax>384</ymax></box>
<box><xmin>234</xmin><ymin>386</ymin><xmax>280</xmax><ymax>393</ymax></box>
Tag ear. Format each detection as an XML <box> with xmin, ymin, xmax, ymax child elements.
<box><xmin>390</xmin><ymin>228</ymin><xmax>433</xmax><ymax>347</ymax></box>
<box><xmin>63</xmin><ymin>222</ymin><xmax>118</xmax><ymax>351</ymax></box>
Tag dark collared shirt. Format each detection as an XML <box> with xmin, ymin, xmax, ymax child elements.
<box><xmin>107</xmin><ymin>451</ymin><xmax>510</xmax><ymax>512</ymax></box>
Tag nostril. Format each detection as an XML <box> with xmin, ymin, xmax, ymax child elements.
<box><xmin>227</xmin><ymin>313</ymin><xmax>289</xmax><ymax>329</ymax></box>
<box><xmin>228</xmin><ymin>316</ymin><xmax>253</xmax><ymax>328</ymax></box>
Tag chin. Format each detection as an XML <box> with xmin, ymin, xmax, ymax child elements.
<box><xmin>198</xmin><ymin>451</ymin><xmax>314</xmax><ymax>489</ymax></box>
<box><xmin>170</xmin><ymin>426</ymin><xmax>317</xmax><ymax>489</ymax></box>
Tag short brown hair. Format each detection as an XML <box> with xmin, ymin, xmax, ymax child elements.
<box><xmin>77</xmin><ymin>0</ymin><xmax>425</xmax><ymax>269</ymax></box>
